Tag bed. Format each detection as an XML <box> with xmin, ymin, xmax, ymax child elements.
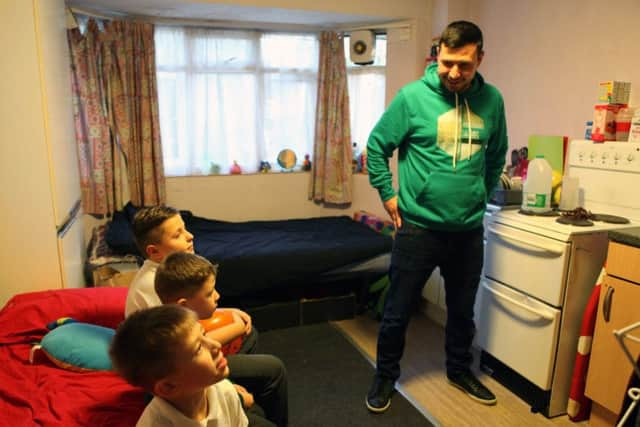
<box><xmin>88</xmin><ymin>204</ymin><xmax>394</xmax><ymax>310</ymax></box>
<box><xmin>0</xmin><ymin>286</ymin><xmax>144</xmax><ymax>427</ymax></box>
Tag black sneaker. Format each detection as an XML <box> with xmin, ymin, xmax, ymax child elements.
<box><xmin>447</xmin><ymin>371</ymin><xmax>497</xmax><ymax>405</ymax></box>
<box><xmin>366</xmin><ymin>376</ymin><xmax>395</xmax><ymax>413</ymax></box>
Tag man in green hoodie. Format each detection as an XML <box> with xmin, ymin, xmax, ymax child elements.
<box><xmin>365</xmin><ymin>21</ymin><xmax>507</xmax><ymax>413</ymax></box>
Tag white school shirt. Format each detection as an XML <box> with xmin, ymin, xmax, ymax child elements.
<box><xmin>125</xmin><ymin>259</ymin><xmax>162</xmax><ymax>317</ymax></box>
<box><xmin>136</xmin><ymin>380</ymin><xmax>248</xmax><ymax>427</ymax></box>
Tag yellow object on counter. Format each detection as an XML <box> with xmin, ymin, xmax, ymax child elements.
<box><xmin>553</xmin><ymin>185</ymin><xmax>562</xmax><ymax>206</ymax></box>
<box><xmin>552</xmin><ymin>171</ymin><xmax>562</xmax><ymax>190</ymax></box>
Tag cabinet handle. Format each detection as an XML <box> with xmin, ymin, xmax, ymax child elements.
<box><xmin>487</xmin><ymin>227</ymin><xmax>564</xmax><ymax>255</ymax></box>
<box><xmin>482</xmin><ymin>281</ymin><xmax>555</xmax><ymax>321</ymax></box>
<box><xmin>602</xmin><ymin>286</ymin><xmax>614</xmax><ymax>322</ymax></box>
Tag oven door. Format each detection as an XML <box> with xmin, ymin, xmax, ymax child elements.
<box><xmin>476</xmin><ymin>278</ymin><xmax>561</xmax><ymax>390</ymax></box>
<box><xmin>484</xmin><ymin>222</ymin><xmax>570</xmax><ymax>306</ymax></box>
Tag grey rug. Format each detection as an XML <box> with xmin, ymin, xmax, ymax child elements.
<box><xmin>258</xmin><ymin>323</ymin><xmax>435</xmax><ymax>427</ymax></box>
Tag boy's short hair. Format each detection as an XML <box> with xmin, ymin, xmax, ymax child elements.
<box><xmin>131</xmin><ymin>206</ymin><xmax>180</xmax><ymax>255</ymax></box>
<box><xmin>109</xmin><ymin>304</ymin><xmax>196</xmax><ymax>391</ymax></box>
<box><xmin>155</xmin><ymin>252</ymin><xmax>218</xmax><ymax>304</ymax></box>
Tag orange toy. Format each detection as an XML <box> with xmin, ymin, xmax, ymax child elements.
<box><xmin>199</xmin><ymin>310</ymin><xmax>243</xmax><ymax>355</ymax></box>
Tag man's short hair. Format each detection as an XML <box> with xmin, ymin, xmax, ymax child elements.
<box><xmin>155</xmin><ymin>252</ymin><xmax>218</xmax><ymax>304</ymax></box>
<box><xmin>109</xmin><ymin>304</ymin><xmax>196</xmax><ymax>391</ymax></box>
<box><xmin>439</xmin><ymin>20</ymin><xmax>483</xmax><ymax>53</ymax></box>
<box><xmin>131</xmin><ymin>206</ymin><xmax>180</xmax><ymax>255</ymax></box>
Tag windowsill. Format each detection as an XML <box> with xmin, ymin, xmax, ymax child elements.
<box><xmin>166</xmin><ymin>170</ymin><xmax>311</xmax><ymax>178</ymax></box>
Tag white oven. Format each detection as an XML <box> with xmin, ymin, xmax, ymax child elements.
<box><xmin>477</xmin><ymin>140</ymin><xmax>640</xmax><ymax>417</ymax></box>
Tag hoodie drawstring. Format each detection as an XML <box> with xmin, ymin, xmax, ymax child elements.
<box><xmin>464</xmin><ymin>98</ymin><xmax>472</xmax><ymax>160</ymax></box>
<box><xmin>453</xmin><ymin>93</ymin><xmax>459</xmax><ymax>169</ymax></box>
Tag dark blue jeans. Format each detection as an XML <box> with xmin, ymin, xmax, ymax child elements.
<box><xmin>376</xmin><ymin>222</ymin><xmax>484</xmax><ymax>381</ymax></box>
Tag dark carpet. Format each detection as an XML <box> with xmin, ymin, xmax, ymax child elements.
<box><xmin>258</xmin><ymin>323</ymin><xmax>435</xmax><ymax>427</ymax></box>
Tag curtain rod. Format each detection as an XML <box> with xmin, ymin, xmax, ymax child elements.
<box><xmin>338</xmin><ymin>20</ymin><xmax>412</xmax><ymax>33</ymax></box>
<box><xmin>69</xmin><ymin>7</ymin><xmax>335</xmax><ymax>32</ymax></box>
<box><xmin>69</xmin><ymin>6</ymin><xmax>125</xmax><ymax>21</ymax></box>
<box><xmin>69</xmin><ymin>6</ymin><xmax>410</xmax><ymax>34</ymax></box>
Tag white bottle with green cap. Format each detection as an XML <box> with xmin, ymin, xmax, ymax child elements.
<box><xmin>521</xmin><ymin>155</ymin><xmax>552</xmax><ymax>213</ymax></box>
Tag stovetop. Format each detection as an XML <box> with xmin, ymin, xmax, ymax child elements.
<box><xmin>487</xmin><ymin>205</ymin><xmax>640</xmax><ymax>241</ymax></box>
<box><xmin>486</xmin><ymin>140</ymin><xmax>640</xmax><ymax>241</ymax></box>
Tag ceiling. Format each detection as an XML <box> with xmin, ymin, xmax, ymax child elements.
<box><xmin>66</xmin><ymin>0</ymin><xmax>397</xmax><ymax>28</ymax></box>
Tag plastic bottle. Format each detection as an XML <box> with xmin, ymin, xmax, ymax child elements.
<box><xmin>352</xmin><ymin>142</ymin><xmax>360</xmax><ymax>173</ymax></box>
<box><xmin>585</xmin><ymin>120</ymin><xmax>593</xmax><ymax>140</ymax></box>
<box><xmin>521</xmin><ymin>155</ymin><xmax>552</xmax><ymax>213</ymax></box>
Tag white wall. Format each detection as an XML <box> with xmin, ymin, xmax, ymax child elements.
<box><xmin>0</xmin><ymin>0</ymin><xmax>83</xmax><ymax>306</ymax></box>
<box><xmin>468</xmin><ymin>0</ymin><xmax>640</xmax><ymax>153</ymax></box>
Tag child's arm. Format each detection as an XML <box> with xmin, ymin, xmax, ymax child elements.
<box><xmin>203</xmin><ymin>309</ymin><xmax>245</xmax><ymax>346</ymax></box>
<box><xmin>233</xmin><ymin>384</ymin><xmax>254</xmax><ymax>409</ymax></box>
<box><xmin>228</xmin><ymin>308</ymin><xmax>252</xmax><ymax>336</ymax></box>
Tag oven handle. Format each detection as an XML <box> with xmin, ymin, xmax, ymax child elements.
<box><xmin>487</xmin><ymin>227</ymin><xmax>564</xmax><ymax>256</ymax></box>
<box><xmin>483</xmin><ymin>282</ymin><xmax>555</xmax><ymax>321</ymax></box>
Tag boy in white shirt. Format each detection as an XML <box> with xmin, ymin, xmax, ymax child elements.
<box><xmin>125</xmin><ymin>205</ymin><xmax>255</xmax><ymax>352</ymax></box>
<box><xmin>124</xmin><ymin>206</ymin><xmax>287</xmax><ymax>426</ymax></box>
<box><xmin>110</xmin><ymin>304</ymin><xmax>249</xmax><ymax>427</ymax></box>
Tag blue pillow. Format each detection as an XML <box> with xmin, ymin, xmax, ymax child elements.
<box><xmin>33</xmin><ymin>321</ymin><xmax>115</xmax><ymax>372</ymax></box>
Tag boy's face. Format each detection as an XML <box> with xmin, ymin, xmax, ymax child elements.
<box><xmin>149</xmin><ymin>214</ymin><xmax>194</xmax><ymax>261</ymax></box>
<box><xmin>184</xmin><ymin>274</ymin><xmax>219</xmax><ymax>320</ymax></box>
<box><xmin>165</xmin><ymin>321</ymin><xmax>229</xmax><ymax>395</ymax></box>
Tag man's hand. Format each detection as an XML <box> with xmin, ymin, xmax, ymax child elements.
<box><xmin>383</xmin><ymin>196</ymin><xmax>402</xmax><ymax>229</ymax></box>
<box><xmin>234</xmin><ymin>384</ymin><xmax>254</xmax><ymax>409</ymax></box>
<box><xmin>231</xmin><ymin>308</ymin><xmax>252</xmax><ymax>336</ymax></box>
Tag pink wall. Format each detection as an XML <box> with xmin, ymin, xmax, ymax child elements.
<box><xmin>469</xmin><ymin>0</ymin><xmax>640</xmax><ymax>153</ymax></box>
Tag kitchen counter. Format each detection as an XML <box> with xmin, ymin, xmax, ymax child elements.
<box><xmin>608</xmin><ymin>227</ymin><xmax>640</xmax><ymax>248</ymax></box>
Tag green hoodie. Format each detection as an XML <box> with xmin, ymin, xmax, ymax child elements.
<box><xmin>367</xmin><ymin>62</ymin><xmax>508</xmax><ymax>231</ymax></box>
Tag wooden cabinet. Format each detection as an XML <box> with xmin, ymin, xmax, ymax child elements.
<box><xmin>585</xmin><ymin>241</ymin><xmax>640</xmax><ymax>427</ymax></box>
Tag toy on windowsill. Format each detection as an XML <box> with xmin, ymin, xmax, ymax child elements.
<box><xmin>230</xmin><ymin>161</ymin><xmax>242</xmax><ymax>175</ymax></box>
<box><xmin>209</xmin><ymin>163</ymin><xmax>221</xmax><ymax>175</ymax></box>
<box><xmin>358</xmin><ymin>149</ymin><xmax>367</xmax><ymax>174</ymax></box>
<box><xmin>277</xmin><ymin>149</ymin><xmax>297</xmax><ymax>172</ymax></box>
<box><xmin>259</xmin><ymin>161</ymin><xmax>271</xmax><ymax>173</ymax></box>
<box><xmin>302</xmin><ymin>154</ymin><xmax>311</xmax><ymax>171</ymax></box>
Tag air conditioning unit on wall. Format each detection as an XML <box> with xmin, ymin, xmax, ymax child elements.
<box><xmin>349</xmin><ymin>30</ymin><xmax>376</xmax><ymax>65</ymax></box>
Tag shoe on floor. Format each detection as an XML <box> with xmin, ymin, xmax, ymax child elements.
<box><xmin>447</xmin><ymin>371</ymin><xmax>497</xmax><ymax>405</ymax></box>
<box><xmin>366</xmin><ymin>375</ymin><xmax>395</xmax><ymax>413</ymax></box>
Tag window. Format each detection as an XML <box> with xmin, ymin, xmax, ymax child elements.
<box><xmin>155</xmin><ymin>27</ymin><xmax>319</xmax><ymax>176</ymax></box>
<box><xmin>155</xmin><ymin>27</ymin><xmax>386</xmax><ymax>177</ymax></box>
<box><xmin>344</xmin><ymin>34</ymin><xmax>387</xmax><ymax>155</ymax></box>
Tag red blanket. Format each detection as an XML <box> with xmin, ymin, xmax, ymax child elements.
<box><xmin>0</xmin><ymin>287</ymin><xmax>145</xmax><ymax>427</ymax></box>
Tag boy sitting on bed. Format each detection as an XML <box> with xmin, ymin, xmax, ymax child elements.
<box><xmin>156</xmin><ymin>253</ymin><xmax>245</xmax><ymax>355</ymax></box>
<box><xmin>124</xmin><ymin>206</ymin><xmax>258</xmax><ymax>353</ymax></box>
<box><xmin>110</xmin><ymin>304</ymin><xmax>253</xmax><ymax>427</ymax></box>
<box><xmin>155</xmin><ymin>252</ymin><xmax>280</xmax><ymax>426</ymax></box>
<box><xmin>125</xmin><ymin>205</ymin><xmax>256</xmax><ymax>353</ymax></box>
<box><xmin>125</xmin><ymin>205</ymin><xmax>288</xmax><ymax>427</ymax></box>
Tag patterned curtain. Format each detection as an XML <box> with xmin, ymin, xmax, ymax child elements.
<box><xmin>102</xmin><ymin>21</ymin><xmax>165</xmax><ymax>208</ymax></box>
<box><xmin>67</xmin><ymin>19</ymin><xmax>165</xmax><ymax>215</ymax></box>
<box><xmin>308</xmin><ymin>31</ymin><xmax>352</xmax><ymax>204</ymax></box>
<box><xmin>68</xmin><ymin>20</ymin><xmax>117</xmax><ymax>215</ymax></box>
